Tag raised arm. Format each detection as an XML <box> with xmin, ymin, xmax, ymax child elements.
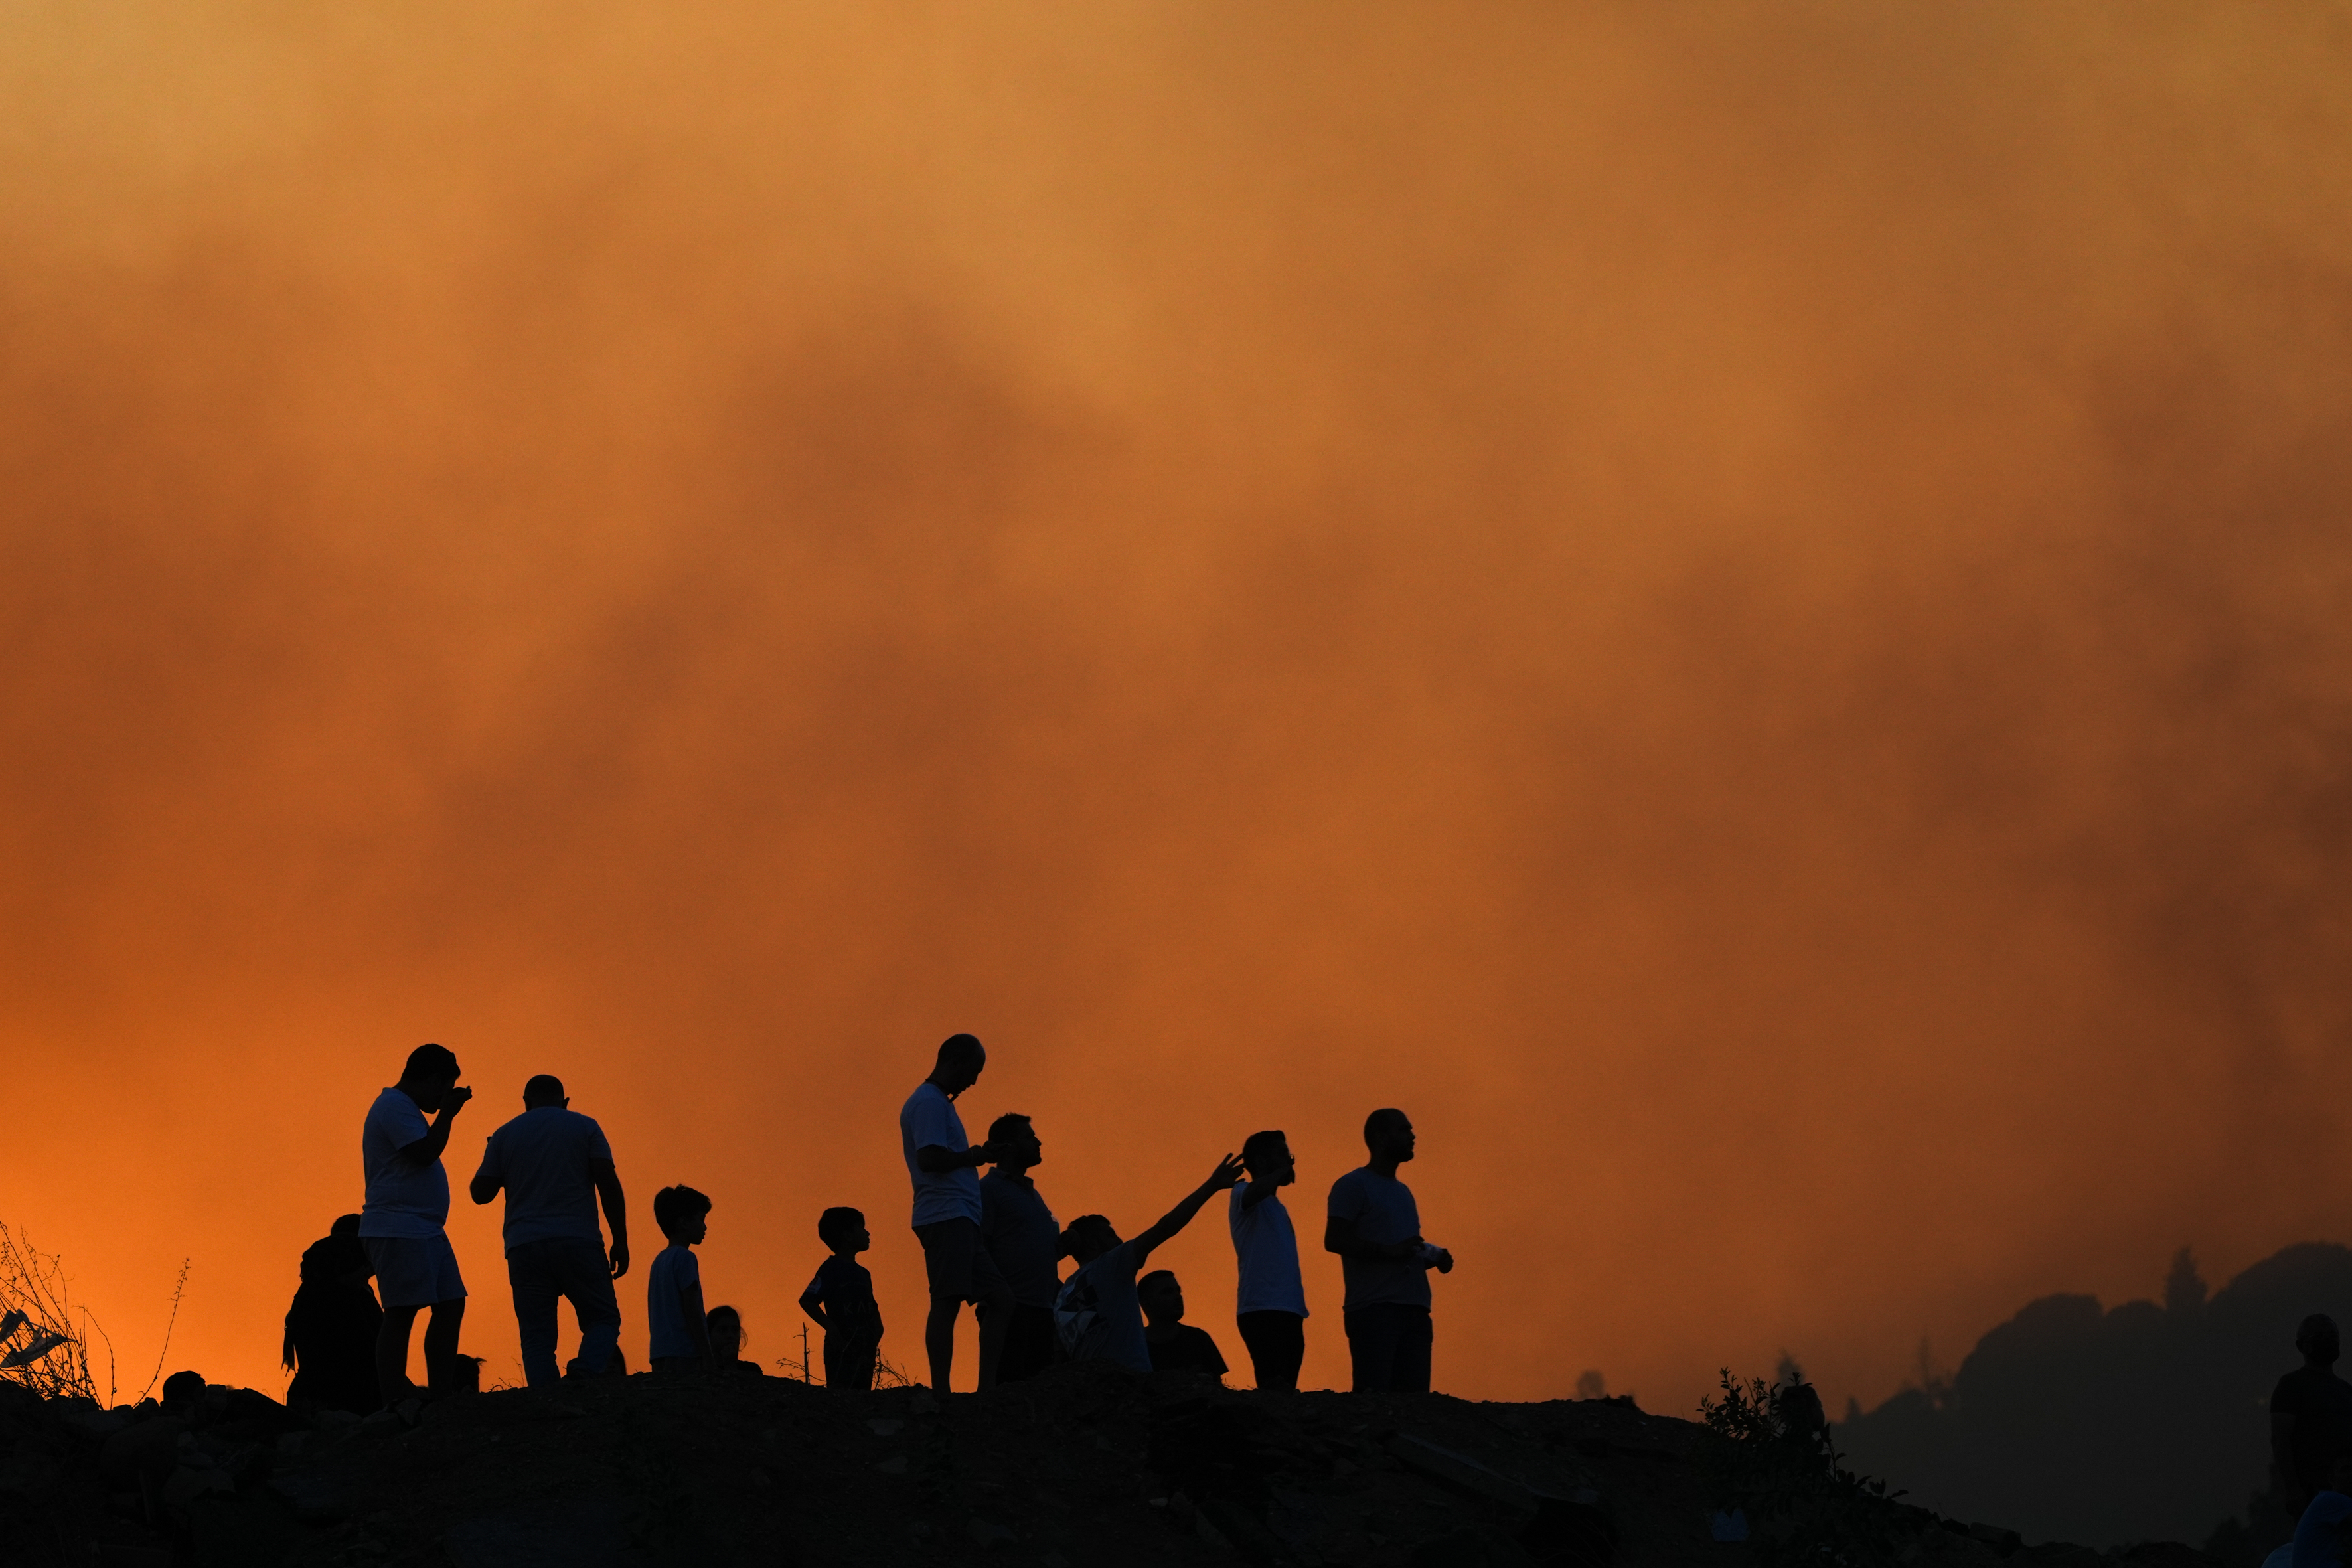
<box><xmin>1133</xmin><ymin>1155</ymin><xmax>1247</xmax><ymax>1267</ymax></box>
<box><xmin>592</xmin><ymin>1160</ymin><xmax>629</xmax><ymax>1278</ymax></box>
<box><xmin>400</xmin><ymin>1087</ymin><xmax>473</xmax><ymax>1170</ymax></box>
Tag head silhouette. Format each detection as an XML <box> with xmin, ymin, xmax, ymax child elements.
<box><xmin>398</xmin><ymin>1042</ymin><xmax>461</xmax><ymax>1109</ymax></box>
<box><xmin>817</xmin><ymin>1206</ymin><xmax>870</xmax><ymax>1255</ymax></box>
<box><xmin>930</xmin><ymin>1032</ymin><xmax>987</xmax><ymax>1096</ymax></box>
<box><xmin>653</xmin><ymin>1185</ymin><xmax>712</xmax><ymax>1244</ymax></box>
<box><xmin>1242</xmin><ymin>1130</ymin><xmax>1294</xmax><ymax>1186</ymax></box>
<box><xmin>1138</xmin><ymin>1269</ymin><xmax>1186</xmax><ymax>1326</ymax></box>
<box><xmin>1063</xmin><ymin>1214</ymin><xmax>1119</xmax><ymax>1265</ymax></box>
<box><xmin>706</xmin><ymin>1305</ymin><xmax>744</xmax><ymax>1358</ymax></box>
<box><xmin>1364</xmin><ymin>1108</ymin><xmax>1415</xmax><ymax>1166</ymax></box>
<box><xmin>988</xmin><ymin>1113</ymin><xmax>1042</xmax><ymax>1170</ymax></box>
<box><xmin>522</xmin><ymin>1074</ymin><xmax>566</xmax><ymax>1109</ymax></box>
<box><xmin>2300</xmin><ymin>1313</ymin><xmax>2341</xmax><ymax>1366</ymax></box>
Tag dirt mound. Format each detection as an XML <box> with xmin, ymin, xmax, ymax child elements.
<box><xmin>1</xmin><ymin>1364</ymin><xmax>2229</xmax><ymax>1566</ymax></box>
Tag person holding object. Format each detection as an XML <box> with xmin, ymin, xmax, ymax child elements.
<box><xmin>1324</xmin><ymin>1107</ymin><xmax>1452</xmax><ymax>1393</ymax></box>
<box><xmin>1056</xmin><ymin>1154</ymin><xmax>1247</xmax><ymax>1373</ymax></box>
<box><xmin>468</xmin><ymin>1073</ymin><xmax>629</xmax><ymax>1387</ymax></box>
<box><xmin>358</xmin><ymin>1043</ymin><xmax>473</xmax><ymax>1406</ymax></box>
<box><xmin>900</xmin><ymin>1033</ymin><xmax>1014</xmax><ymax>1391</ymax></box>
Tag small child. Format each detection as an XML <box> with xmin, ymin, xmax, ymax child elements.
<box><xmin>1138</xmin><ymin>1270</ymin><xmax>1228</xmax><ymax>1379</ymax></box>
<box><xmin>706</xmin><ymin>1306</ymin><xmax>765</xmax><ymax>1376</ymax></box>
<box><xmin>648</xmin><ymin>1186</ymin><xmax>715</xmax><ymax>1374</ymax></box>
<box><xmin>798</xmin><ymin>1206</ymin><xmax>883</xmax><ymax>1392</ymax></box>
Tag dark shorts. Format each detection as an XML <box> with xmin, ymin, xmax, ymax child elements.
<box><xmin>824</xmin><ymin>1336</ymin><xmax>879</xmax><ymax>1392</ymax></box>
<box><xmin>363</xmin><ymin>1233</ymin><xmax>466</xmax><ymax>1309</ymax></box>
<box><xmin>913</xmin><ymin>1217</ymin><xmax>1009</xmax><ymax>1304</ymax></box>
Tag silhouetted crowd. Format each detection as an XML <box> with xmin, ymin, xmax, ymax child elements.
<box><xmin>281</xmin><ymin>1033</ymin><xmax>1454</xmax><ymax>1417</ymax></box>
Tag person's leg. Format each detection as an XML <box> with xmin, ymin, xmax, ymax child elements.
<box><xmin>1395</xmin><ymin>1309</ymin><xmax>1432</xmax><ymax>1395</ymax></box>
<box><xmin>508</xmin><ymin>1242</ymin><xmax>562</xmax><ymax>1389</ymax></box>
<box><xmin>915</xmin><ymin>1220</ymin><xmax>978</xmax><ymax>1392</ymax></box>
<box><xmin>1345</xmin><ymin>1306</ymin><xmax>1406</xmax><ymax>1393</ymax></box>
<box><xmin>1239</xmin><ymin>1311</ymin><xmax>1304</xmax><ymax>1391</ymax></box>
<box><xmin>969</xmin><ymin>1237</ymin><xmax>1014</xmax><ymax>1391</ymax></box>
<box><xmin>557</xmin><ymin>1236</ymin><xmax>622</xmax><ymax>1378</ymax></box>
<box><xmin>374</xmin><ymin>1304</ymin><xmax>422</xmax><ymax>1409</ymax></box>
<box><xmin>422</xmin><ymin>1297</ymin><xmax>467</xmax><ymax>1393</ymax></box>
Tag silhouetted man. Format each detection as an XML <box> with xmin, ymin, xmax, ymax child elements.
<box><xmin>980</xmin><ymin>1112</ymin><xmax>1062</xmax><ymax>1383</ymax></box>
<box><xmin>1140</xmin><ymin>1270</ymin><xmax>1229</xmax><ymax>1378</ymax></box>
<box><xmin>900</xmin><ymin>1033</ymin><xmax>1014</xmax><ymax>1391</ymax></box>
<box><xmin>1230</xmin><ymin>1128</ymin><xmax>1308</xmax><ymax>1391</ymax></box>
<box><xmin>1057</xmin><ymin>1154</ymin><xmax>1247</xmax><ymax>1373</ymax></box>
<box><xmin>282</xmin><ymin>1214</ymin><xmax>381</xmax><ymax>1417</ymax></box>
<box><xmin>360</xmin><ymin>1042</ymin><xmax>473</xmax><ymax>1405</ymax></box>
<box><xmin>469</xmin><ymin>1074</ymin><xmax>629</xmax><ymax>1387</ymax></box>
<box><xmin>2274</xmin><ymin>1313</ymin><xmax>2352</xmax><ymax>1514</ymax></box>
<box><xmin>1325</xmin><ymin>1107</ymin><xmax>1452</xmax><ymax>1393</ymax></box>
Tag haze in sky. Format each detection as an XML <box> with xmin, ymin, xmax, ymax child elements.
<box><xmin>4</xmin><ymin>3</ymin><xmax>2351</xmax><ymax>1415</ymax></box>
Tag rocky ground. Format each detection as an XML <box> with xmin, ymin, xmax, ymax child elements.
<box><xmin>0</xmin><ymin>1365</ymin><xmax>2238</xmax><ymax>1567</ymax></box>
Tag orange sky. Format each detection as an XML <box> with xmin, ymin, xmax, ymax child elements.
<box><xmin>5</xmin><ymin>3</ymin><xmax>2352</xmax><ymax>1417</ymax></box>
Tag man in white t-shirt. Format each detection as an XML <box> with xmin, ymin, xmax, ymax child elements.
<box><xmin>467</xmin><ymin>1074</ymin><xmax>631</xmax><ymax>1387</ymax></box>
<box><xmin>1229</xmin><ymin>1129</ymin><xmax>1309</xmax><ymax>1391</ymax></box>
<box><xmin>358</xmin><ymin>1042</ymin><xmax>474</xmax><ymax>1406</ymax></box>
<box><xmin>900</xmin><ymin>1032</ymin><xmax>1014</xmax><ymax>1392</ymax></box>
<box><xmin>1325</xmin><ymin>1107</ymin><xmax>1452</xmax><ymax>1393</ymax></box>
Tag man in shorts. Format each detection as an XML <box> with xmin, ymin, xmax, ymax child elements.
<box><xmin>900</xmin><ymin>1032</ymin><xmax>1014</xmax><ymax>1391</ymax></box>
<box><xmin>359</xmin><ymin>1042</ymin><xmax>474</xmax><ymax>1407</ymax></box>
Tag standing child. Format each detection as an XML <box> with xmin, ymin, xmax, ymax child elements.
<box><xmin>647</xmin><ymin>1186</ymin><xmax>714</xmax><ymax>1374</ymax></box>
<box><xmin>799</xmin><ymin>1206</ymin><xmax>884</xmax><ymax>1392</ymax></box>
<box><xmin>1230</xmin><ymin>1129</ymin><xmax>1308</xmax><ymax>1391</ymax></box>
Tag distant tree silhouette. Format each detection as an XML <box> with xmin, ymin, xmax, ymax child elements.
<box><xmin>1836</xmin><ymin>1241</ymin><xmax>2352</xmax><ymax>1551</ymax></box>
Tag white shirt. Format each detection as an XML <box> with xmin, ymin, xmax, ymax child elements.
<box><xmin>473</xmin><ymin>1106</ymin><xmax>614</xmax><ymax>1254</ymax></box>
<box><xmin>900</xmin><ymin>1082</ymin><xmax>982</xmax><ymax>1227</ymax></box>
<box><xmin>359</xmin><ymin>1087</ymin><xmax>450</xmax><ymax>1239</ymax></box>
<box><xmin>1229</xmin><ymin>1185</ymin><xmax>1309</xmax><ymax>1318</ymax></box>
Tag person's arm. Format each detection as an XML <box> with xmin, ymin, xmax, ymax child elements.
<box><xmin>683</xmin><ymin>1276</ymin><xmax>714</xmax><ymax>1369</ymax></box>
<box><xmin>915</xmin><ymin>1142</ymin><xmax>997</xmax><ymax>1173</ymax></box>
<box><xmin>1132</xmin><ymin>1155</ymin><xmax>1247</xmax><ymax>1267</ymax></box>
<box><xmin>1239</xmin><ymin>1178</ymin><xmax>1279</xmax><ymax>1212</ymax></box>
<box><xmin>467</xmin><ymin>1139</ymin><xmax>501</xmax><ymax>1206</ymax></box>
<box><xmin>398</xmin><ymin>1087</ymin><xmax>473</xmax><ymax>1169</ymax></box>
<box><xmin>590</xmin><ymin>1160</ymin><xmax>629</xmax><ymax>1277</ymax></box>
<box><xmin>1323</xmin><ymin>1214</ymin><xmax>1424</xmax><ymax>1262</ymax></box>
<box><xmin>797</xmin><ymin>1275</ymin><xmax>831</xmax><ymax>1332</ymax></box>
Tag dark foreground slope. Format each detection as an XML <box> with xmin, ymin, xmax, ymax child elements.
<box><xmin>2</xmin><ymin>1362</ymin><xmax>2226</xmax><ymax>1568</ymax></box>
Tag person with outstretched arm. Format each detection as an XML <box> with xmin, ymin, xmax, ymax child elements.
<box><xmin>1057</xmin><ymin>1154</ymin><xmax>1247</xmax><ymax>1373</ymax></box>
<box><xmin>358</xmin><ymin>1043</ymin><xmax>473</xmax><ymax>1407</ymax></box>
<box><xmin>467</xmin><ymin>1074</ymin><xmax>629</xmax><ymax>1387</ymax></box>
<box><xmin>900</xmin><ymin>1032</ymin><xmax>1014</xmax><ymax>1392</ymax></box>
<box><xmin>1324</xmin><ymin>1107</ymin><xmax>1452</xmax><ymax>1393</ymax></box>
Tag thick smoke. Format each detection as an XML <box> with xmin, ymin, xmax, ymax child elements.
<box><xmin>3</xmin><ymin>4</ymin><xmax>2350</xmax><ymax>1412</ymax></box>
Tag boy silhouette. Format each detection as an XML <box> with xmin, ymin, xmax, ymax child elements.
<box><xmin>1229</xmin><ymin>1129</ymin><xmax>1308</xmax><ymax>1391</ymax></box>
<box><xmin>1140</xmin><ymin>1271</ymin><xmax>1228</xmax><ymax>1378</ymax></box>
<box><xmin>468</xmin><ymin>1074</ymin><xmax>630</xmax><ymax>1386</ymax></box>
<box><xmin>900</xmin><ymin>1033</ymin><xmax>1014</xmax><ymax>1391</ymax></box>
<box><xmin>1325</xmin><ymin>1108</ymin><xmax>1452</xmax><ymax>1393</ymax></box>
<box><xmin>1057</xmin><ymin>1154</ymin><xmax>1245</xmax><ymax>1373</ymax></box>
<box><xmin>359</xmin><ymin>1043</ymin><xmax>473</xmax><ymax>1405</ymax></box>
<box><xmin>980</xmin><ymin>1113</ymin><xmax>1061</xmax><ymax>1383</ymax></box>
<box><xmin>647</xmin><ymin>1186</ymin><xmax>715</xmax><ymax>1373</ymax></box>
<box><xmin>799</xmin><ymin>1206</ymin><xmax>884</xmax><ymax>1392</ymax></box>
